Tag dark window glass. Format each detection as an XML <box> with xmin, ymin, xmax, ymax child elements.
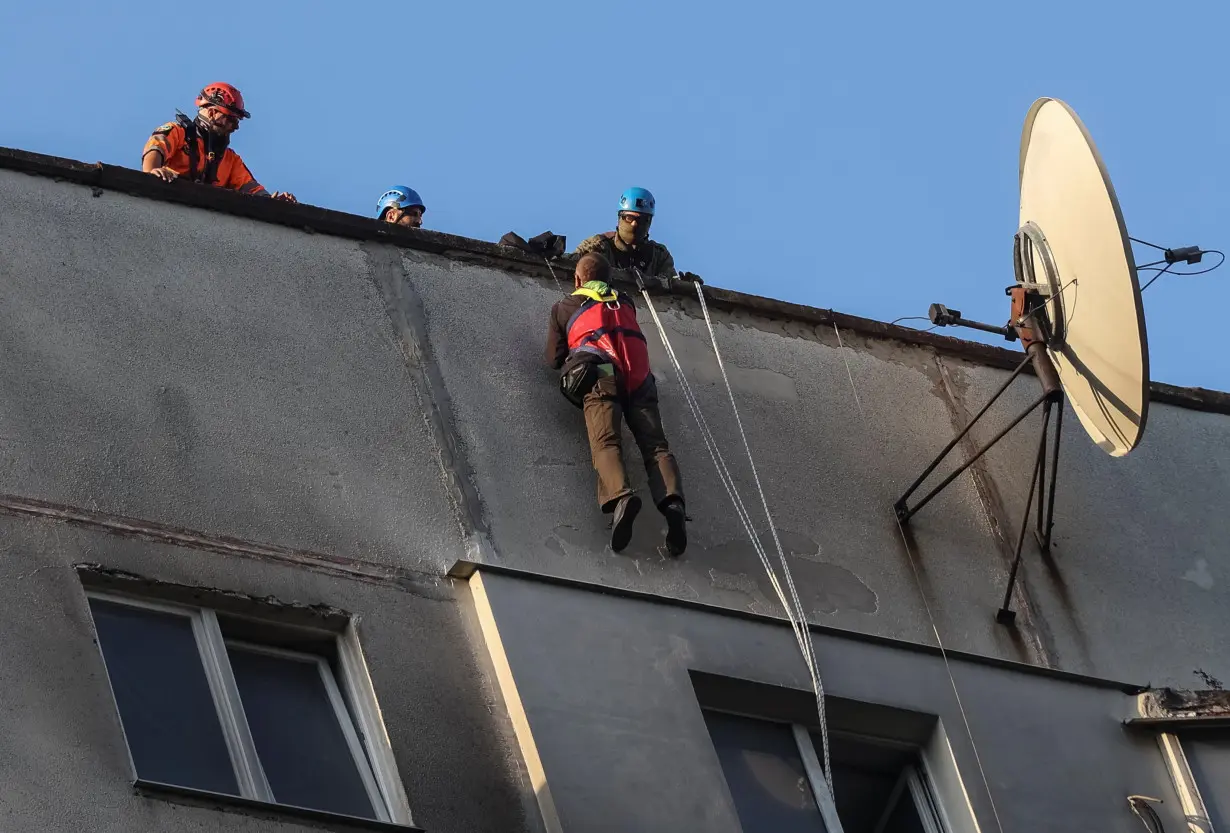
<box><xmin>704</xmin><ymin>710</ymin><xmax>829</xmax><ymax>833</ymax></box>
<box><xmin>1185</xmin><ymin>730</ymin><xmax>1230</xmax><ymax>829</ymax></box>
<box><xmin>227</xmin><ymin>646</ymin><xmax>376</xmax><ymax>819</ymax></box>
<box><xmin>883</xmin><ymin>792</ymin><xmax>928</xmax><ymax>833</ymax></box>
<box><xmin>90</xmin><ymin>599</ymin><xmax>239</xmax><ymax>795</ymax></box>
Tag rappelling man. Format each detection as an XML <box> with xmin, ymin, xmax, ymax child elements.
<box><xmin>545</xmin><ymin>252</ymin><xmax>688</xmax><ymax>555</ymax></box>
<box><xmin>141</xmin><ymin>82</ymin><xmax>297</xmax><ymax>202</ymax></box>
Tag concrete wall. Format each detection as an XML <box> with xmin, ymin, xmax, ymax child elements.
<box><xmin>466</xmin><ymin>568</ymin><xmax>1186</xmax><ymax>833</ymax></box>
<box><xmin>5</xmin><ymin>165</ymin><xmax>1230</xmax><ymax>689</ymax></box>
<box><xmin>0</xmin><ymin>169</ymin><xmax>463</xmax><ymax>571</ymax></box>
<box><xmin>404</xmin><ymin>246</ymin><xmax>1230</xmax><ymax>687</ymax></box>
<box><xmin>4</xmin><ymin>161</ymin><xmax>1230</xmax><ymax>828</ymax></box>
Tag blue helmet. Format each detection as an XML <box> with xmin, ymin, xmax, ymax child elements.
<box><xmin>377</xmin><ymin>185</ymin><xmax>425</xmax><ymax>217</ymax></box>
<box><xmin>618</xmin><ymin>187</ymin><xmax>655</xmax><ymax>216</ymax></box>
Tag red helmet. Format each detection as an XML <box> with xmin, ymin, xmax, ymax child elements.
<box><xmin>195</xmin><ymin>83</ymin><xmax>250</xmax><ymax>119</ymax></box>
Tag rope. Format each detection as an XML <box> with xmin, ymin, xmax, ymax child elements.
<box><xmin>691</xmin><ymin>282</ymin><xmax>831</xmax><ymax>786</ymax></box>
<box><xmin>634</xmin><ymin>273</ymin><xmax>833</xmax><ymax>797</ymax></box>
<box><xmin>830</xmin><ymin>321</ymin><xmax>1007</xmax><ymax>833</ymax></box>
<box><xmin>543</xmin><ymin>257</ymin><xmax>564</xmax><ymax>293</ymax></box>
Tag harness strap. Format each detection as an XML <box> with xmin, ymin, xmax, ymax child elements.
<box><xmin>177</xmin><ymin>115</ymin><xmax>225</xmax><ymax>185</ymax></box>
<box><xmin>179</xmin><ymin>116</ymin><xmax>201</xmax><ymax>182</ymax></box>
<box><xmin>576</xmin><ymin>326</ymin><xmax>647</xmax><ymax>348</ymax></box>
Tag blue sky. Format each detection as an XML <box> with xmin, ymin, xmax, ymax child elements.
<box><xmin>3</xmin><ymin>0</ymin><xmax>1225</xmax><ymax>388</ymax></box>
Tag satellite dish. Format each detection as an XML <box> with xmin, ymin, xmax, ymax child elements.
<box><xmin>1018</xmin><ymin>97</ymin><xmax>1149</xmax><ymax>457</ymax></box>
<box><xmin>896</xmin><ymin>97</ymin><xmax>1157</xmax><ymax>624</ymax></box>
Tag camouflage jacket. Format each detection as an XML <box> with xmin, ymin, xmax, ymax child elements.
<box><xmin>571</xmin><ymin>232</ymin><xmax>676</xmax><ymax>279</ymax></box>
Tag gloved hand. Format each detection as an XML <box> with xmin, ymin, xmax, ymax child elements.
<box><xmin>677</xmin><ymin>271</ymin><xmax>704</xmax><ymax>284</ymax></box>
<box><xmin>270</xmin><ymin>192</ymin><xmax>298</xmax><ymax>203</ymax></box>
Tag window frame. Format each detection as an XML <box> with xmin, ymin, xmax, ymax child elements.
<box><xmin>791</xmin><ymin>723</ymin><xmax>845</xmax><ymax>832</ymax></box>
<box><xmin>1158</xmin><ymin>731</ymin><xmax>1215</xmax><ymax>830</ymax></box>
<box><xmin>86</xmin><ymin>590</ymin><xmax>414</xmax><ymax>827</ymax></box>
<box><xmin>792</xmin><ymin>724</ymin><xmax>946</xmax><ymax>833</ymax></box>
<box><xmin>705</xmin><ymin>707</ymin><xmax>948</xmax><ymax>833</ymax></box>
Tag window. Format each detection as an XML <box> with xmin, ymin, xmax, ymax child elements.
<box><xmin>87</xmin><ymin>593</ymin><xmax>414</xmax><ymax>827</ymax></box>
<box><xmin>704</xmin><ymin>710</ymin><xmax>945</xmax><ymax>833</ymax></box>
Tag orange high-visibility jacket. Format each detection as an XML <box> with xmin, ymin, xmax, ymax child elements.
<box><xmin>142</xmin><ymin>119</ymin><xmax>269</xmax><ymax>196</ymax></box>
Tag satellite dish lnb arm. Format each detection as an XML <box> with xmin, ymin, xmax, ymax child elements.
<box><xmin>928</xmin><ymin>303</ymin><xmax>1018</xmax><ymax>341</ymax></box>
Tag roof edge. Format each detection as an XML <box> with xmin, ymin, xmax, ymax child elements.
<box><xmin>5</xmin><ymin>145</ymin><xmax>1228</xmax><ymax>415</ymax></box>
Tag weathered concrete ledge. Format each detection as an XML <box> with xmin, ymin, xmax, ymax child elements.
<box><xmin>4</xmin><ymin>145</ymin><xmax>1226</xmax><ymax>415</ymax></box>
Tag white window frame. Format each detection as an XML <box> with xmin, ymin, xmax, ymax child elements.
<box><xmin>793</xmin><ymin>724</ymin><xmax>845</xmax><ymax>832</ymax></box>
<box><xmin>86</xmin><ymin>591</ymin><xmax>414</xmax><ymax>826</ymax></box>
<box><xmin>1157</xmin><ymin>732</ymin><xmax>1215</xmax><ymax>832</ymax></box>
<box><xmin>789</xmin><ymin>723</ymin><xmax>947</xmax><ymax>833</ymax></box>
<box><xmin>224</xmin><ymin>640</ymin><xmax>389</xmax><ymax>817</ymax></box>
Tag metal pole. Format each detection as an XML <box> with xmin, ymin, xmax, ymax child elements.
<box><xmin>897</xmin><ymin>389</ymin><xmax>1048</xmax><ymax>523</ymax></box>
<box><xmin>1035</xmin><ymin>418</ymin><xmax>1047</xmax><ymax>536</ymax></box>
<box><xmin>997</xmin><ymin>400</ymin><xmax>1052</xmax><ymax>624</ymax></box>
<box><xmin>951</xmin><ymin>316</ymin><xmax>1014</xmax><ymax>338</ymax></box>
<box><xmin>894</xmin><ymin>353</ymin><xmax>1034</xmax><ymax>520</ymax></box>
<box><xmin>1036</xmin><ymin>399</ymin><xmax>1063</xmax><ymax>552</ymax></box>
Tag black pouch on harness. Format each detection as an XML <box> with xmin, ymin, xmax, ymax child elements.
<box><xmin>559</xmin><ymin>362</ymin><xmax>600</xmax><ymax>409</ymax></box>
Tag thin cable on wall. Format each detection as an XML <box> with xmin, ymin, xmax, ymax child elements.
<box><xmin>890</xmin><ymin>315</ymin><xmax>940</xmax><ymax>333</ymax></box>
<box><xmin>830</xmin><ymin>322</ymin><xmax>1008</xmax><ymax>833</ymax></box>
<box><xmin>1126</xmin><ymin>796</ymin><xmax>1166</xmax><ymax>833</ymax></box>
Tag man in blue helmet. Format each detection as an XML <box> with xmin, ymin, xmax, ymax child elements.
<box><xmin>572</xmin><ymin>187</ymin><xmax>692</xmax><ymax>281</ymax></box>
<box><xmin>377</xmin><ymin>186</ymin><xmax>426</xmax><ymax>228</ymax></box>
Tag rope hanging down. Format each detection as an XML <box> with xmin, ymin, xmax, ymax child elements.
<box><xmin>542</xmin><ymin>257</ymin><xmax>564</xmax><ymax>293</ymax></box>
<box><xmin>635</xmin><ymin>270</ymin><xmax>834</xmax><ymax>798</ymax></box>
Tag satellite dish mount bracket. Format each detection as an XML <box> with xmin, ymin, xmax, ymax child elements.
<box><xmin>895</xmin><ymin>227</ymin><xmax>1066</xmax><ymax>626</ymax></box>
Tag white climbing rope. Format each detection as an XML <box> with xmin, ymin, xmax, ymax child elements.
<box><xmin>543</xmin><ymin>257</ymin><xmax>564</xmax><ymax>293</ymax></box>
<box><xmin>635</xmin><ymin>272</ymin><xmax>833</xmax><ymax>796</ymax></box>
<box><xmin>690</xmin><ymin>281</ymin><xmax>831</xmax><ymax>786</ymax></box>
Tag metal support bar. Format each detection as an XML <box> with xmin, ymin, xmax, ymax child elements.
<box><xmin>997</xmin><ymin>400</ymin><xmax>1053</xmax><ymax>624</ymax></box>
<box><xmin>951</xmin><ymin>317</ymin><xmax>1015</xmax><ymax>338</ymax></box>
<box><xmin>894</xmin><ymin>353</ymin><xmax>1034</xmax><ymax>522</ymax></box>
<box><xmin>1035</xmin><ymin>402</ymin><xmax>1063</xmax><ymax>552</ymax></box>
<box><xmin>896</xmin><ymin>385</ymin><xmax>1047</xmax><ymax>524</ymax></box>
<box><xmin>1035</xmin><ymin>420</ymin><xmax>1047</xmax><ymax>542</ymax></box>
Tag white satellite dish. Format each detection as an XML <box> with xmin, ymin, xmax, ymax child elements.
<box><xmin>895</xmin><ymin>97</ymin><xmax>1151</xmax><ymax>624</ymax></box>
<box><xmin>1018</xmin><ymin>97</ymin><xmax>1149</xmax><ymax>457</ymax></box>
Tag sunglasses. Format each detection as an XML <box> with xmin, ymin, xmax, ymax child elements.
<box><xmin>202</xmin><ymin>93</ymin><xmax>251</xmax><ymax>121</ymax></box>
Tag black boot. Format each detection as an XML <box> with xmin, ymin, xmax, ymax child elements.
<box><xmin>662</xmin><ymin>498</ymin><xmax>687</xmax><ymax>556</ymax></box>
<box><xmin>610</xmin><ymin>495</ymin><xmax>642</xmax><ymax>552</ymax></box>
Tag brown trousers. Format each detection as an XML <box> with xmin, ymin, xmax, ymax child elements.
<box><xmin>583</xmin><ymin>373</ymin><xmax>684</xmax><ymax>512</ymax></box>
